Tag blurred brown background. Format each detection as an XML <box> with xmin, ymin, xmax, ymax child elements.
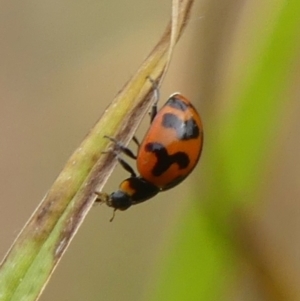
<box><xmin>1</xmin><ymin>1</ymin><xmax>300</xmax><ymax>300</ymax></box>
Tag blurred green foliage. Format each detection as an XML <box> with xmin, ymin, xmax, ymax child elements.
<box><xmin>149</xmin><ymin>1</ymin><xmax>300</xmax><ymax>301</ymax></box>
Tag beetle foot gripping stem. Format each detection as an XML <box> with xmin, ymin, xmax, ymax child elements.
<box><xmin>102</xmin><ymin>135</ymin><xmax>137</xmax><ymax>177</ymax></box>
<box><xmin>103</xmin><ymin>135</ymin><xmax>137</xmax><ymax>160</ymax></box>
<box><xmin>94</xmin><ymin>191</ymin><xmax>117</xmax><ymax>222</ymax></box>
<box><xmin>94</xmin><ymin>191</ymin><xmax>109</xmax><ymax>205</ymax></box>
<box><xmin>146</xmin><ymin>76</ymin><xmax>160</xmax><ymax>123</ymax></box>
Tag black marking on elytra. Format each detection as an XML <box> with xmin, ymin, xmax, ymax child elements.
<box><xmin>162</xmin><ymin>113</ymin><xmax>199</xmax><ymax>140</ymax></box>
<box><xmin>145</xmin><ymin>143</ymin><xmax>190</xmax><ymax>176</ymax></box>
<box><xmin>166</xmin><ymin>96</ymin><xmax>189</xmax><ymax>111</ymax></box>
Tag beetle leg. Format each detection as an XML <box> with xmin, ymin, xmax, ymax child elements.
<box><xmin>94</xmin><ymin>191</ymin><xmax>117</xmax><ymax>222</ymax></box>
<box><xmin>132</xmin><ymin>136</ymin><xmax>140</xmax><ymax>147</ymax></box>
<box><xmin>147</xmin><ymin>76</ymin><xmax>160</xmax><ymax>123</ymax></box>
<box><xmin>104</xmin><ymin>135</ymin><xmax>137</xmax><ymax>159</ymax></box>
<box><xmin>117</xmin><ymin>156</ymin><xmax>137</xmax><ymax>177</ymax></box>
<box><xmin>94</xmin><ymin>191</ymin><xmax>109</xmax><ymax>204</ymax></box>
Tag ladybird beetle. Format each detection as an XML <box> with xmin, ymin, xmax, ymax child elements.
<box><xmin>100</xmin><ymin>91</ymin><xmax>203</xmax><ymax>218</ymax></box>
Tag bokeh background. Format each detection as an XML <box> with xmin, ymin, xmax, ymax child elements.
<box><xmin>1</xmin><ymin>1</ymin><xmax>300</xmax><ymax>300</ymax></box>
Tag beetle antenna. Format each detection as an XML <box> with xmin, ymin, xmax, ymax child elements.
<box><xmin>109</xmin><ymin>209</ymin><xmax>116</xmax><ymax>222</ymax></box>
